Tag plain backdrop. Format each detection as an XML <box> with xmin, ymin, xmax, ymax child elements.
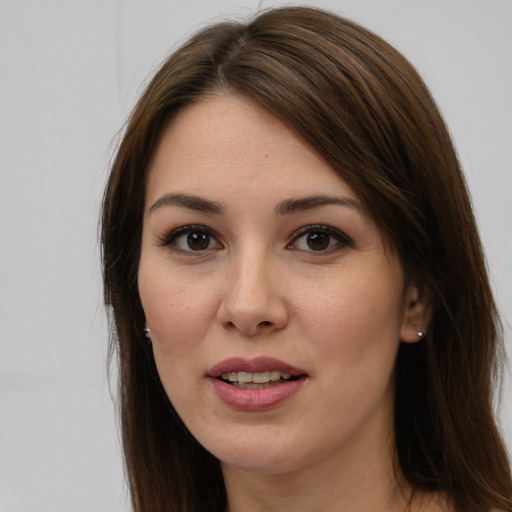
<box><xmin>1</xmin><ymin>1</ymin><xmax>510</xmax><ymax>511</ymax></box>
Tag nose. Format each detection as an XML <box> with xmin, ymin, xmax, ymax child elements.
<box><xmin>216</xmin><ymin>249</ymin><xmax>289</xmax><ymax>337</ymax></box>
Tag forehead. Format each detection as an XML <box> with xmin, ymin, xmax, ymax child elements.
<box><xmin>146</xmin><ymin>94</ymin><xmax>358</xmax><ymax>204</ymax></box>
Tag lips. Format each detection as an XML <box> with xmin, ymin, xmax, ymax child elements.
<box><xmin>209</xmin><ymin>357</ymin><xmax>306</xmax><ymax>377</ymax></box>
<box><xmin>220</xmin><ymin>370</ymin><xmax>293</xmax><ymax>388</ymax></box>
<box><xmin>208</xmin><ymin>357</ymin><xmax>308</xmax><ymax>410</ymax></box>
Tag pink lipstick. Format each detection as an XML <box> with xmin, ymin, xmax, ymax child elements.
<box><xmin>208</xmin><ymin>357</ymin><xmax>307</xmax><ymax>411</ymax></box>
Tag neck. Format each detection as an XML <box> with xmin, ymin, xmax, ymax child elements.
<box><xmin>223</xmin><ymin>462</ymin><xmax>451</xmax><ymax>512</ymax></box>
<box><xmin>221</xmin><ymin>425</ymin><xmax>451</xmax><ymax>512</ymax></box>
<box><xmin>223</xmin><ymin>462</ymin><xmax>406</xmax><ymax>512</ymax></box>
<box><xmin>222</xmin><ymin>416</ymin><xmax>409</xmax><ymax>512</ymax></box>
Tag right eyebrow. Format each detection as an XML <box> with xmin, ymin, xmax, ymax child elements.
<box><xmin>149</xmin><ymin>193</ymin><xmax>224</xmax><ymax>214</ymax></box>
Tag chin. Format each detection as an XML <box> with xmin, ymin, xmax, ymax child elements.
<box><xmin>219</xmin><ymin>452</ymin><xmax>301</xmax><ymax>475</ymax></box>
<box><xmin>203</xmin><ymin>430</ymin><xmax>319</xmax><ymax>476</ymax></box>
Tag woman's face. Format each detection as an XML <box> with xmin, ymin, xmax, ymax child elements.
<box><xmin>138</xmin><ymin>94</ymin><xmax>424</xmax><ymax>476</ymax></box>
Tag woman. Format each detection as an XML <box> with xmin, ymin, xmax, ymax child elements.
<box><xmin>101</xmin><ymin>6</ymin><xmax>512</xmax><ymax>512</ymax></box>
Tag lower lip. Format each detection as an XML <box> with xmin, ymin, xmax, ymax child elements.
<box><xmin>210</xmin><ymin>377</ymin><xmax>306</xmax><ymax>411</ymax></box>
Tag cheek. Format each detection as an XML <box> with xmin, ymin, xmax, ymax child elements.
<box><xmin>138</xmin><ymin>269</ymin><xmax>218</xmax><ymax>358</ymax></box>
<box><xmin>298</xmin><ymin>268</ymin><xmax>404</xmax><ymax>365</ymax></box>
<box><xmin>139</xmin><ymin>273</ymin><xmax>217</xmax><ymax>411</ymax></box>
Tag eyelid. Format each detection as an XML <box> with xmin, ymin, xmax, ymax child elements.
<box><xmin>288</xmin><ymin>224</ymin><xmax>354</xmax><ymax>251</ymax></box>
<box><xmin>156</xmin><ymin>223</ymin><xmax>352</xmax><ymax>253</ymax></box>
<box><xmin>157</xmin><ymin>224</ymin><xmax>220</xmax><ymax>249</ymax></box>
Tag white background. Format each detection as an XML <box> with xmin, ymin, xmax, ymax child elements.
<box><xmin>0</xmin><ymin>1</ymin><xmax>510</xmax><ymax>510</ymax></box>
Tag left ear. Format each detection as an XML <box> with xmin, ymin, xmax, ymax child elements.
<box><xmin>400</xmin><ymin>283</ymin><xmax>433</xmax><ymax>343</ymax></box>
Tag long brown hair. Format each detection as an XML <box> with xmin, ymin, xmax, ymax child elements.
<box><xmin>101</xmin><ymin>6</ymin><xmax>512</xmax><ymax>512</ymax></box>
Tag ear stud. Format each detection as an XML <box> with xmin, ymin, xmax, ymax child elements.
<box><xmin>413</xmin><ymin>325</ymin><xmax>425</xmax><ymax>340</ymax></box>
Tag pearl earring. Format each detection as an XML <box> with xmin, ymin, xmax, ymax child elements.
<box><xmin>413</xmin><ymin>325</ymin><xmax>425</xmax><ymax>340</ymax></box>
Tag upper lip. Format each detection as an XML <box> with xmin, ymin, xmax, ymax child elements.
<box><xmin>208</xmin><ymin>357</ymin><xmax>307</xmax><ymax>377</ymax></box>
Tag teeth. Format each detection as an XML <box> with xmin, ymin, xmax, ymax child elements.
<box><xmin>220</xmin><ymin>371</ymin><xmax>293</xmax><ymax>383</ymax></box>
<box><xmin>235</xmin><ymin>382</ymin><xmax>273</xmax><ymax>389</ymax></box>
<box><xmin>253</xmin><ymin>371</ymin><xmax>270</xmax><ymax>383</ymax></box>
<box><xmin>270</xmin><ymin>370</ymin><xmax>281</xmax><ymax>381</ymax></box>
<box><xmin>238</xmin><ymin>372</ymin><xmax>253</xmax><ymax>383</ymax></box>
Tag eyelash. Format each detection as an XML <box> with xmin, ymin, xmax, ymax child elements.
<box><xmin>158</xmin><ymin>224</ymin><xmax>353</xmax><ymax>254</ymax></box>
<box><xmin>288</xmin><ymin>224</ymin><xmax>354</xmax><ymax>253</ymax></box>
<box><xmin>158</xmin><ymin>224</ymin><xmax>220</xmax><ymax>252</ymax></box>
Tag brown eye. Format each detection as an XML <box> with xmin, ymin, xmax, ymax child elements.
<box><xmin>187</xmin><ymin>232</ymin><xmax>211</xmax><ymax>250</ymax></box>
<box><xmin>290</xmin><ymin>225</ymin><xmax>353</xmax><ymax>253</ymax></box>
<box><xmin>161</xmin><ymin>225</ymin><xmax>220</xmax><ymax>252</ymax></box>
<box><xmin>306</xmin><ymin>232</ymin><xmax>331</xmax><ymax>251</ymax></box>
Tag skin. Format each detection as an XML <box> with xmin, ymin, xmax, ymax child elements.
<box><xmin>138</xmin><ymin>94</ymin><xmax>443</xmax><ymax>511</ymax></box>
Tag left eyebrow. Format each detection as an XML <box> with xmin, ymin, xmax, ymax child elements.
<box><xmin>276</xmin><ymin>195</ymin><xmax>361</xmax><ymax>215</ymax></box>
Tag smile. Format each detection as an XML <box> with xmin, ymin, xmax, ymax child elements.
<box><xmin>209</xmin><ymin>357</ymin><xmax>307</xmax><ymax>410</ymax></box>
<box><xmin>220</xmin><ymin>371</ymin><xmax>294</xmax><ymax>388</ymax></box>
